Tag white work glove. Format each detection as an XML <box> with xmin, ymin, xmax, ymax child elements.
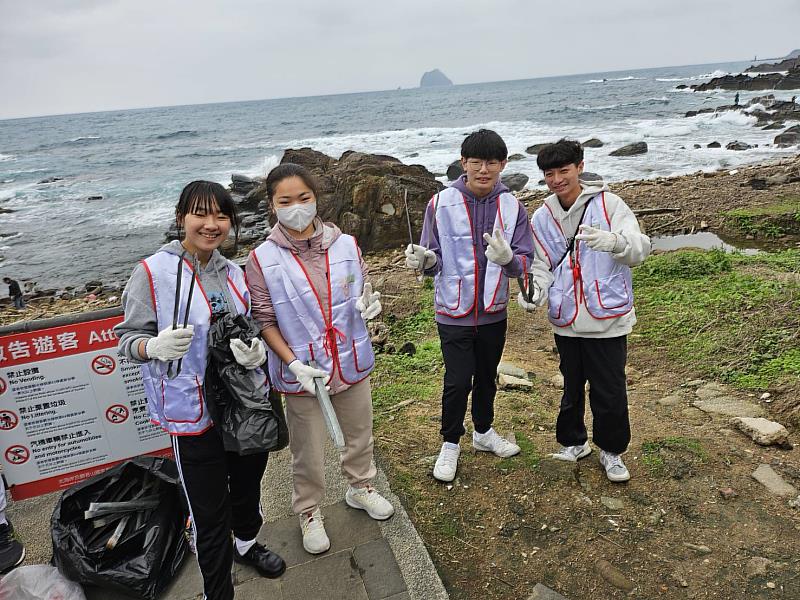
<box><xmin>145</xmin><ymin>325</ymin><xmax>195</xmax><ymax>361</ymax></box>
<box><xmin>230</xmin><ymin>338</ymin><xmax>266</xmax><ymax>369</ymax></box>
<box><xmin>517</xmin><ymin>281</ymin><xmax>544</xmax><ymax>312</ymax></box>
<box><xmin>482</xmin><ymin>229</ymin><xmax>513</xmax><ymax>266</ymax></box>
<box><xmin>404</xmin><ymin>244</ymin><xmax>437</xmax><ymax>270</ymax></box>
<box><xmin>575</xmin><ymin>225</ymin><xmax>625</xmax><ymax>253</ymax></box>
<box><xmin>288</xmin><ymin>359</ymin><xmax>331</xmax><ymax>395</ymax></box>
<box><xmin>355</xmin><ymin>282</ymin><xmax>382</xmax><ymax>320</ymax></box>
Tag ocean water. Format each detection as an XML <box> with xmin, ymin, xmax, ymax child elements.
<box><xmin>1</xmin><ymin>60</ymin><xmax>799</xmax><ymax>288</ymax></box>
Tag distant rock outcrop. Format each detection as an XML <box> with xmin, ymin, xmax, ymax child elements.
<box><xmin>610</xmin><ymin>142</ymin><xmax>648</xmax><ymax>157</ymax></box>
<box><xmin>695</xmin><ymin>66</ymin><xmax>800</xmax><ymax>90</ymax></box>
<box><xmin>420</xmin><ymin>69</ymin><xmax>454</xmax><ymax>87</ymax></box>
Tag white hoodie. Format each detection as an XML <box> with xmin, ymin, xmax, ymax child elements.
<box><xmin>530</xmin><ymin>182</ymin><xmax>651</xmax><ymax>338</ymax></box>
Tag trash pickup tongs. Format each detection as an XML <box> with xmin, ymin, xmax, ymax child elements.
<box><xmin>167</xmin><ymin>251</ymin><xmax>198</xmax><ymax>379</ymax></box>
<box><xmin>517</xmin><ymin>273</ymin><xmax>535</xmax><ymax>303</ymax></box>
<box><xmin>309</xmin><ymin>360</ymin><xmax>345</xmax><ymax>449</ymax></box>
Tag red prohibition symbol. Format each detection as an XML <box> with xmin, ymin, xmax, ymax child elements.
<box><xmin>91</xmin><ymin>354</ymin><xmax>116</xmax><ymax>375</ymax></box>
<box><xmin>5</xmin><ymin>445</ymin><xmax>30</xmax><ymax>465</ymax></box>
<box><xmin>0</xmin><ymin>410</ymin><xmax>19</xmax><ymax>430</ymax></box>
<box><xmin>0</xmin><ymin>377</ymin><xmax>7</xmax><ymax>395</ymax></box>
<box><xmin>105</xmin><ymin>404</ymin><xmax>129</xmax><ymax>424</ymax></box>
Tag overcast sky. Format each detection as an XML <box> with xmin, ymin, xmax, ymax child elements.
<box><xmin>1</xmin><ymin>0</ymin><xmax>798</xmax><ymax>120</ymax></box>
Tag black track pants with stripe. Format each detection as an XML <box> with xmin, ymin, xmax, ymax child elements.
<box><xmin>173</xmin><ymin>426</ymin><xmax>268</xmax><ymax>600</ymax></box>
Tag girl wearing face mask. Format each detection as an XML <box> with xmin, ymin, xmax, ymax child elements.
<box><xmin>115</xmin><ymin>181</ymin><xmax>286</xmax><ymax>600</ymax></box>
<box><xmin>246</xmin><ymin>163</ymin><xmax>394</xmax><ymax>555</ymax></box>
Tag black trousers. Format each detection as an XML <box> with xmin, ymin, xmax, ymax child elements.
<box><xmin>554</xmin><ymin>334</ymin><xmax>630</xmax><ymax>454</ymax></box>
<box><xmin>173</xmin><ymin>426</ymin><xmax>269</xmax><ymax>600</ymax></box>
<box><xmin>438</xmin><ymin>320</ymin><xmax>507</xmax><ymax>444</ymax></box>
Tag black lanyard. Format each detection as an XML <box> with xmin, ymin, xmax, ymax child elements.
<box><xmin>551</xmin><ymin>200</ymin><xmax>590</xmax><ymax>273</ymax></box>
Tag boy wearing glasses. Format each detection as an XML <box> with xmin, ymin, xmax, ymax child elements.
<box><xmin>520</xmin><ymin>139</ymin><xmax>650</xmax><ymax>482</ymax></box>
<box><xmin>404</xmin><ymin>129</ymin><xmax>535</xmax><ymax>482</ymax></box>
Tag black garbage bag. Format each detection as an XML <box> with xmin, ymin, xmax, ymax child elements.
<box><xmin>206</xmin><ymin>312</ymin><xmax>288</xmax><ymax>455</ymax></box>
<box><xmin>51</xmin><ymin>456</ymin><xmax>188</xmax><ymax>600</ymax></box>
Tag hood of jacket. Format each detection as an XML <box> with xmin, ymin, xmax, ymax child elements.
<box><xmin>157</xmin><ymin>239</ymin><xmax>230</xmax><ymax>276</ymax></box>
<box><xmin>266</xmin><ymin>217</ymin><xmax>343</xmax><ymax>254</ymax></box>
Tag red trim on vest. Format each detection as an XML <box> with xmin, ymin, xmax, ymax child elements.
<box><xmin>600</xmin><ymin>191</ymin><xmax>611</xmax><ymax>227</ymax></box>
<box><xmin>227</xmin><ymin>273</ymin><xmax>248</xmax><ymax>311</ymax></box>
<box><xmin>532</xmin><ymin>229</ymin><xmax>553</xmax><ymax>269</ymax></box>
<box><xmin>182</xmin><ymin>256</ymin><xmax>212</xmax><ymax>314</ymax></box>
<box><xmin>159</xmin><ymin>376</ymin><xmax>206</xmax><ymax>424</ymax></box>
<box><xmin>141</xmin><ymin>260</ymin><xmax>158</xmax><ymax>313</ymax></box>
<box><xmin>544</xmin><ymin>203</ymin><xmax>565</xmax><ymax>235</ymax></box>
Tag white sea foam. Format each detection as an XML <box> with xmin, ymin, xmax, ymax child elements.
<box><xmin>67</xmin><ymin>135</ymin><xmax>101</xmax><ymax>142</ymax></box>
<box><xmin>656</xmin><ymin>70</ymin><xmax>730</xmax><ymax>82</ymax></box>
<box><xmin>0</xmin><ymin>153</ymin><xmax>15</xmax><ymax>162</ymax></box>
<box><xmin>585</xmin><ymin>76</ymin><xmax>644</xmax><ymax>83</ymax></box>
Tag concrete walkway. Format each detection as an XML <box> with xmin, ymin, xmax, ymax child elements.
<box><xmin>6</xmin><ymin>439</ymin><xmax>447</xmax><ymax>600</ymax></box>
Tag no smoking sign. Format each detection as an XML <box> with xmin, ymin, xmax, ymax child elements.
<box><xmin>91</xmin><ymin>354</ymin><xmax>116</xmax><ymax>375</ymax></box>
<box><xmin>105</xmin><ymin>404</ymin><xmax>129</xmax><ymax>424</ymax></box>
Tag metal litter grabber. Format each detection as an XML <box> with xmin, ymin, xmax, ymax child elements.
<box><xmin>309</xmin><ymin>360</ymin><xmax>345</xmax><ymax>449</ymax></box>
<box><xmin>167</xmin><ymin>251</ymin><xmax>198</xmax><ymax>379</ymax></box>
<box><xmin>403</xmin><ymin>189</ymin><xmax>424</xmax><ymax>283</ymax></box>
<box><xmin>517</xmin><ymin>272</ymin><xmax>535</xmax><ymax>304</ymax></box>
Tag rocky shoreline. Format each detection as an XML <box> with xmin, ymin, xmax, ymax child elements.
<box><xmin>2</xmin><ymin>148</ymin><xmax>799</xmax><ymax>327</ymax></box>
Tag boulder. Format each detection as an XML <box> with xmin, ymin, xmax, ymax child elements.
<box><xmin>446</xmin><ymin>160</ymin><xmax>464</xmax><ymax>181</ymax></box>
<box><xmin>762</xmin><ymin>122</ymin><xmax>785</xmax><ymax>130</ymax></box>
<box><xmin>526</xmin><ymin>143</ymin><xmax>551</xmax><ymax>155</ymax></box>
<box><xmin>579</xmin><ymin>172</ymin><xmax>604</xmax><ymax>183</ymax></box>
<box><xmin>230</xmin><ymin>173</ymin><xmax>259</xmax><ymax>194</ymax></box>
<box><xmin>582</xmin><ymin>138</ymin><xmax>604</xmax><ymax>148</ymax></box>
<box><xmin>498</xmin><ymin>373</ymin><xmax>533</xmax><ymax>390</ymax></box>
<box><xmin>609</xmin><ymin>142</ymin><xmax>648</xmax><ymax>157</ymax></box>
<box><xmin>276</xmin><ymin>148</ymin><xmax>444</xmax><ymax>253</ymax></box>
<box><xmin>733</xmin><ymin>417</ymin><xmax>790</xmax><ymax>447</ymax></box>
<box><xmin>497</xmin><ymin>362</ymin><xmax>528</xmax><ymax>379</ymax></box>
<box><xmin>726</xmin><ymin>141</ymin><xmax>751</xmax><ymax>151</ymax></box>
<box><xmin>707</xmin><ymin>141</ymin><xmax>721</xmax><ymax>148</ymax></box>
<box><xmin>501</xmin><ymin>173</ymin><xmax>529</xmax><ymax>192</ymax></box>
<box><xmin>774</xmin><ymin>131</ymin><xmax>800</xmax><ymax>147</ymax></box>
<box><xmin>508</xmin><ymin>153</ymin><xmax>526</xmax><ymax>161</ymax></box>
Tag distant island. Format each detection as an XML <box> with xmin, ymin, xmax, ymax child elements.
<box><xmin>420</xmin><ymin>69</ymin><xmax>453</xmax><ymax>88</ymax></box>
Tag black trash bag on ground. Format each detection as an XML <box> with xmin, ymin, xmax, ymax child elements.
<box><xmin>206</xmin><ymin>312</ymin><xmax>288</xmax><ymax>455</ymax></box>
<box><xmin>51</xmin><ymin>456</ymin><xmax>188</xmax><ymax>600</ymax></box>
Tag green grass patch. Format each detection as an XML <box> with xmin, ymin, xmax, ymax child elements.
<box><xmin>641</xmin><ymin>436</ymin><xmax>705</xmax><ymax>475</ymax></box>
<box><xmin>496</xmin><ymin>432</ymin><xmax>540</xmax><ymax>472</ymax></box>
<box><xmin>723</xmin><ymin>197</ymin><xmax>800</xmax><ymax>237</ymax></box>
<box><xmin>633</xmin><ymin>249</ymin><xmax>800</xmax><ymax>390</ymax></box>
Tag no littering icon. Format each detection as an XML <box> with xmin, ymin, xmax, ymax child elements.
<box><xmin>0</xmin><ymin>409</ymin><xmax>19</xmax><ymax>431</ymax></box>
<box><xmin>0</xmin><ymin>377</ymin><xmax>6</xmax><ymax>395</ymax></box>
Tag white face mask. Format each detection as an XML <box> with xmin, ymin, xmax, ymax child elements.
<box><xmin>275</xmin><ymin>201</ymin><xmax>317</xmax><ymax>232</ymax></box>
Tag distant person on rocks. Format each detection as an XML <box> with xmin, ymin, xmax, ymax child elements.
<box><xmin>519</xmin><ymin>139</ymin><xmax>650</xmax><ymax>483</ymax></box>
<box><xmin>115</xmin><ymin>181</ymin><xmax>286</xmax><ymax>600</ymax></box>
<box><xmin>404</xmin><ymin>129</ymin><xmax>535</xmax><ymax>483</ymax></box>
<box><xmin>246</xmin><ymin>163</ymin><xmax>394</xmax><ymax>556</ymax></box>
<box><xmin>734</xmin><ymin>92</ymin><xmax>740</xmax><ymax>106</ymax></box>
<box><xmin>2</xmin><ymin>277</ymin><xmax>25</xmax><ymax>310</ymax></box>
<box><xmin>0</xmin><ymin>477</ymin><xmax>25</xmax><ymax>573</ymax></box>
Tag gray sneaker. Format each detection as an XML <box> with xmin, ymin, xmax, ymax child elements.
<box><xmin>599</xmin><ymin>450</ymin><xmax>631</xmax><ymax>482</ymax></box>
<box><xmin>550</xmin><ymin>441</ymin><xmax>592</xmax><ymax>462</ymax></box>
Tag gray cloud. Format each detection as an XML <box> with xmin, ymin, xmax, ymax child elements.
<box><xmin>1</xmin><ymin>0</ymin><xmax>798</xmax><ymax>118</ymax></box>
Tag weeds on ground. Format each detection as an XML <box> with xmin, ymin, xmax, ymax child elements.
<box><xmin>641</xmin><ymin>436</ymin><xmax>706</xmax><ymax>476</ymax></box>
<box><xmin>723</xmin><ymin>197</ymin><xmax>800</xmax><ymax>237</ymax></box>
<box><xmin>497</xmin><ymin>432</ymin><xmax>539</xmax><ymax>472</ymax></box>
<box><xmin>633</xmin><ymin>249</ymin><xmax>800</xmax><ymax>389</ymax></box>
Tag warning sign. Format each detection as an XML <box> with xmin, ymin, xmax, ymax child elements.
<box><xmin>5</xmin><ymin>445</ymin><xmax>30</xmax><ymax>465</ymax></box>
<box><xmin>0</xmin><ymin>312</ymin><xmax>171</xmax><ymax>500</ymax></box>
<box><xmin>91</xmin><ymin>354</ymin><xmax>116</xmax><ymax>375</ymax></box>
<box><xmin>105</xmin><ymin>404</ymin><xmax>129</xmax><ymax>424</ymax></box>
<box><xmin>0</xmin><ymin>409</ymin><xmax>19</xmax><ymax>430</ymax></box>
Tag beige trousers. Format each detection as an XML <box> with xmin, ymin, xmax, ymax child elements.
<box><xmin>286</xmin><ymin>377</ymin><xmax>377</xmax><ymax>515</ymax></box>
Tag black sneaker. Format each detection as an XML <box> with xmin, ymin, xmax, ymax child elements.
<box><xmin>0</xmin><ymin>521</ymin><xmax>25</xmax><ymax>574</ymax></box>
<box><xmin>233</xmin><ymin>542</ymin><xmax>286</xmax><ymax>579</ymax></box>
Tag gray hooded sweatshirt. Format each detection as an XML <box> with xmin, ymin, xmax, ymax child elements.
<box><xmin>114</xmin><ymin>240</ymin><xmax>239</xmax><ymax>363</ymax></box>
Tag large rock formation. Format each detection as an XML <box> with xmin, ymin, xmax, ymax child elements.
<box><xmin>270</xmin><ymin>148</ymin><xmax>444</xmax><ymax>252</ymax></box>
<box><xmin>693</xmin><ymin>67</ymin><xmax>800</xmax><ymax>91</ymax></box>
<box><xmin>610</xmin><ymin>142</ymin><xmax>648</xmax><ymax>157</ymax></box>
<box><xmin>420</xmin><ymin>69</ymin><xmax>454</xmax><ymax>87</ymax></box>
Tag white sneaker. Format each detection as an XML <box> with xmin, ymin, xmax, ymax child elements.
<box><xmin>550</xmin><ymin>441</ymin><xmax>592</xmax><ymax>462</ymax></box>
<box><xmin>299</xmin><ymin>508</ymin><xmax>330</xmax><ymax>554</ymax></box>
<box><xmin>433</xmin><ymin>443</ymin><xmax>460</xmax><ymax>482</ymax></box>
<box><xmin>599</xmin><ymin>450</ymin><xmax>631</xmax><ymax>482</ymax></box>
<box><xmin>345</xmin><ymin>485</ymin><xmax>395</xmax><ymax>520</ymax></box>
<box><xmin>472</xmin><ymin>428</ymin><xmax>521</xmax><ymax>458</ymax></box>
